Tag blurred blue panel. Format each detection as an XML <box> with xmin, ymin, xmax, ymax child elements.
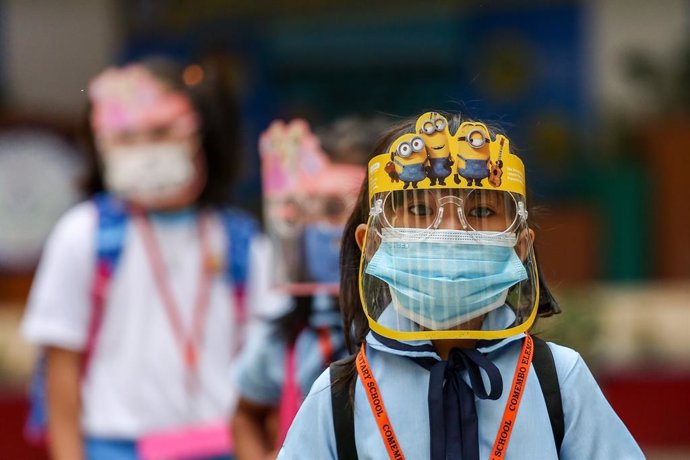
<box><xmin>0</xmin><ymin>0</ymin><xmax>5</xmax><ymax>105</ymax></box>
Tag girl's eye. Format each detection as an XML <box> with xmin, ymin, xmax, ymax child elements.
<box><xmin>408</xmin><ymin>203</ymin><xmax>434</xmax><ymax>216</ymax></box>
<box><xmin>150</xmin><ymin>126</ymin><xmax>172</xmax><ymax>141</ymax></box>
<box><xmin>115</xmin><ymin>131</ymin><xmax>137</xmax><ymax>144</ymax></box>
<box><xmin>468</xmin><ymin>206</ymin><xmax>494</xmax><ymax>218</ymax></box>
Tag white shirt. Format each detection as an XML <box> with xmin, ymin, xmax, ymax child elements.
<box><xmin>22</xmin><ymin>201</ymin><xmax>289</xmax><ymax>438</ymax></box>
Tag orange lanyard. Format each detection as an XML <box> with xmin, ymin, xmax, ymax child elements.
<box><xmin>356</xmin><ymin>343</ymin><xmax>406</xmax><ymax>460</ymax></box>
<box><xmin>135</xmin><ymin>211</ymin><xmax>214</xmax><ymax>393</ymax></box>
<box><xmin>490</xmin><ymin>334</ymin><xmax>534</xmax><ymax>459</ymax></box>
<box><xmin>356</xmin><ymin>334</ymin><xmax>534</xmax><ymax>460</ymax></box>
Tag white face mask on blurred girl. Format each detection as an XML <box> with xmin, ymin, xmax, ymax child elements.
<box><xmin>89</xmin><ymin>64</ymin><xmax>207</xmax><ymax>210</ymax></box>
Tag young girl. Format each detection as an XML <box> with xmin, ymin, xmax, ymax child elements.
<box><xmin>278</xmin><ymin>112</ymin><xmax>644</xmax><ymax>459</ymax></box>
<box><xmin>21</xmin><ymin>59</ymin><xmax>287</xmax><ymax>460</ymax></box>
<box><xmin>232</xmin><ymin>119</ymin><xmax>373</xmax><ymax>460</ymax></box>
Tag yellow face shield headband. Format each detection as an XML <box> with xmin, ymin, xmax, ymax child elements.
<box><xmin>358</xmin><ymin>112</ymin><xmax>539</xmax><ymax>341</ymax></box>
<box><xmin>368</xmin><ymin>114</ymin><xmax>526</xmax><ymax>201</ymax></box>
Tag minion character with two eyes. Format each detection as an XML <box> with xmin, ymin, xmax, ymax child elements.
<box><xmin>453</xmin><ymin>122</ymin><xmax>493</xmax><ymax>186</ymax></box>
<box><xmin>386</xmin><ymin>133</ymin><xmax>428</xmax><ymax>189</ymax></box>
<box><xmin>416</xmin><ymin>112</ymin><xmax>453</xmax><ymax>186</ymax></box>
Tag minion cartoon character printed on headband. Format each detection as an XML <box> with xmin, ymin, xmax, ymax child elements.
<box><xmin>362</xmin><ymin>112</ymin><xmax>536</xmax><ymax>342</ymax></box>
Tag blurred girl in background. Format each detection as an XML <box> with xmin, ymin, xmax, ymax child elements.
<box><xmin>232</xmin><ymin>118</ymin><xmax>384</xmax><ymax>460</ymax></box>
<box><xmin>21</xmin><ymin>58</ymin><xmax>286</xmax><ymax>460</ymax></box>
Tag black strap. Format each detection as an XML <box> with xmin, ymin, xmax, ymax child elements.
<box><xmin>532</xmin><ymin>336</ymin><xmax>565</xmax><ymax>456</ymax></box>
<box><xmin>329</xmin><ymin>339</ymin><xmax>564</xmax><ymax>459</ymax></box>
<box><xmin>330</xmin><ymin>357</ymin><xmax>358</xmax><ymax>460</ymax></box>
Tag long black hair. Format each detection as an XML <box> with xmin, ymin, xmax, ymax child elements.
<box><xmin>80</xmin><ymin>57</ymin><xmax>244</xmax><ymax>208</ymax></box>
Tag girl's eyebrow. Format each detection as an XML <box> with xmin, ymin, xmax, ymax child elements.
<box><xmin>469</xmin><ymin>191</ymin><xmax>501</xmax><ymax>204</ymax></box>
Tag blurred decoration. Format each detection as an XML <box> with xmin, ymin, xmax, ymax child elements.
<box><xmin>0</xmin><ymin>123</ymin><xmax>83</xmax><ymax>273</ymax></box>
<box><xmin>623</xmin><ymin>39</ymin><xmax>690</xmax><ymax>115</ymax></box>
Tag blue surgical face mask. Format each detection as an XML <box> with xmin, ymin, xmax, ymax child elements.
<box><xmin>364</xmin><ymin>228</ymin><xmax>528</xmax><ymax>330</ymax></box>
<box><xmin>303</xmin><ymin>224</ymin><xmax>344</xmax><ymax>284</ymax></box>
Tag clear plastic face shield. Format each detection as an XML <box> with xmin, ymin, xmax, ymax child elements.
<box><xmin>360</xmin><ymin>113</ymin><xmax>539</xmax><ymax>341</ymax></box>
<box><xmin>260</xmin><ymin>119</ymin><xmax>364</xmax><ymax>295</ymax></box>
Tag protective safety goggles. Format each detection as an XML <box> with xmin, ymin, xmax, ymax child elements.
<box><xmin>371</xmin><ymin>188</ymin><xmax>527</xmax><ymax>235</ymax></box>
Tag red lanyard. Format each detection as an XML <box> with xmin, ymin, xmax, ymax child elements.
<box><xmin>135</xmin><ymin>211</ymin><xmax>214</xmax><ymax>393</ymax></box>
<box><xmin>356</xmin><ymin>334</ymin><xmax>534</xmax><ymax>460</ymax></box>
<box><xmin>316</xmin><ymin>327</ymin><xmax>334</xmax><ymax>364</ymax></box>
<box><xmin>277</xmin><ymin>327</ymin><xmax>334</xmax><ymax>447</ymax></box>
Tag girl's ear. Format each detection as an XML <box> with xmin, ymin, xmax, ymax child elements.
<box><xmin>355</xmin><ymin>223</ymin><xmax>367</xmax><ymax>250</ymax></box>
<box><xmin>516</xmin><ymin>227</ymin><xmax>536</xmax><ymax>261</ymax></box>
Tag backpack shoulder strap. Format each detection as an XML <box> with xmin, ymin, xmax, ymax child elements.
<box><xmin>532</xmin><ymin>336</ymin><xmax>565</xmax><ymax>456</ymax></box>
<box><xmin>84</xmin><ymin>193</ymin><xmax>129</xmax><ymax>374</ymax></box>
<box><xmin>219</xmin><ymin>208</ymin><xmax>259</xmax><ymax>289</ymax></box>
<box><xmin>329</xmin><ymin>356</ymin><xmax>358</xmax><ymax>460</ymax></box>
<box><xmin>218</xmin><ymin>208</ymin><xmax>259</xmax><ymax>346</ymax></box>
<box><xmin>93</xmin><ymin>193</ymin><xmax>129</xmax><ymax>267</ymax></box>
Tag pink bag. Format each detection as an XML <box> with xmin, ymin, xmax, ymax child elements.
<box><xmin>276</xmin><ymin>328</ymin><xmax>334</xmax><ymax>446</ymax></box>
<box><xmin>138</xmin><ymin>420</ymin><xmax>233</xmax><ymax>460</ymax></box>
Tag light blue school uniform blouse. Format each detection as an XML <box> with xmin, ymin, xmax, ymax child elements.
<box><xmin>278</xmin><ymin>306</ymin><xmax>644</xmax><ymax>459</ymax></box>
<box><xmin>236</xmin><ymin>295</ymin><xmax>347</xmax><ymax>404</ymax></box>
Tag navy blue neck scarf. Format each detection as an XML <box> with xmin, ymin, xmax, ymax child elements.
<box><xmin>370</xmin><ymin>332</ymin><xmax>503</xmax><ymax>460</ymax></box>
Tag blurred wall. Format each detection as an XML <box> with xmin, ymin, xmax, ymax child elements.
<box><xmin>4</xmin><ymin>0</ymin><xmax>120</xmax><ymax>118</ymax></box>
<box><xmin>3</xmin><ymin>0</ymin><xmax>689</xmax><ymax>119</ymax></box>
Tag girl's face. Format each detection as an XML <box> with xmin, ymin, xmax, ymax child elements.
<box><xmin>96</xmin><ymin>114</ymin><xmax>207</xmax><ymax>211</ymax></box>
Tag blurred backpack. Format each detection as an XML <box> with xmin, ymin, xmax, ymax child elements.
<box><xmin>25</xmin><ymin>193</ymin><xmax>257</xmax><ymax>442</ymax></box>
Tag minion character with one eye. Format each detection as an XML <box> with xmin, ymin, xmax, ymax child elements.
<box><xmin>416</xmin><ymin>112</ymin><xmax>453</xmax><ymax>186</ymax></box>
<box><xmin>453</xmin><ymin>122</ymin><xmax>493</xmax><ymax>186</ymax></box>
<box><xmin>386</xmin><ymin>133</ymin><xmax>428</xmax><ymax>189</ymax></box>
